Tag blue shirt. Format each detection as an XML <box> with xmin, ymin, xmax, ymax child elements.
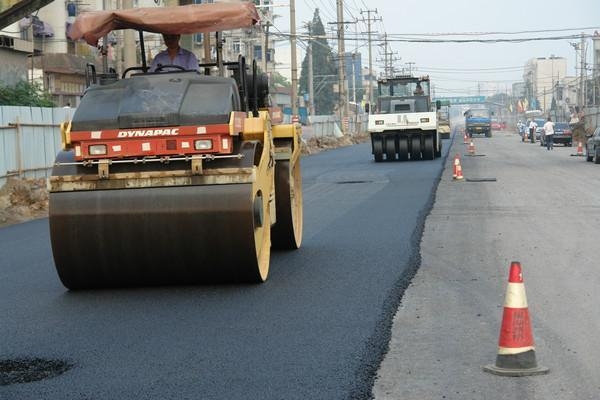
<box><xmin>149</xmin><ymin>47</ymin><xmax>198</xmax><ymax>72</ymax></box>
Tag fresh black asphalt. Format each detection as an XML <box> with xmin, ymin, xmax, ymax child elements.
<box><xmin>0</xmin><ymin>140</ymin><xmax>450</xmax><ymax>399</ymax></box>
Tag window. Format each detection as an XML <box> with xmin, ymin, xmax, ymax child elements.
<box><xmin>253</xmin><ymin>45</ymin><xmax>262</xmax><ymax>60</ymax></box>
<box><xmin>66</xmin><ymin>1</ymin><xmax>77</xmax><ymax>17</ymax></box>
<box><xmin>193</xmin><ymin>0</ymin><xmax>212</xmax><ymax>43</ymax></box>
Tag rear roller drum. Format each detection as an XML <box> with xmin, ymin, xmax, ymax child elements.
<box><xmin>271</xmin><ymin>159</ymin><xmax>303</xmax><ymax>250</ymax></box>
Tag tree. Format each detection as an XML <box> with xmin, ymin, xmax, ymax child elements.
<box><xmin>299</xmin><ymin>9</ymin><xmax>337</xmax><ymax>115</ymax></box>
<box><xmin>269</xmin><ymin>71</ymin><xmax>291</xmax><ymax>89</ymax></box>
<box><xmin>0</xmin><ymin>81</ymin><xmax>55</xmax><ymax>107</ymax></box>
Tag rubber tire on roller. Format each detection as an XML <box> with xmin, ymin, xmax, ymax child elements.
<box><xmin>435</xmin><ymin>138</ymin><xmax>442</xmax><ymax>158</ymax></box>
<box><xmin>49</xmin><ymin>141</ymin><xmax>271</xmax><ymax>289</ymax></box>
<box><xmin>373</xmin><ymin>136</ymin><xmax>383</xmax><ymax>162</ymax></box>
<box><xmin>423</xmin><ymin>135</ymin><xmax>434</xmax><ymax>160</ymax></box>
<box><xmin>271</xmin><ymin>159</ymin><xmax>303</xmax><ymax>250</ymax></box>
<box><xmin>409</xmin><ymin>136</ymin><xmax>421</xmax><ymax>160</ymax></box>
<box><xmin>398</xmin><ymin>136</ymin><xmax>409</xmax><ymax>161</ymax></box>
<box><xmin>385</xmin><ymin>136</ymin><xmax>396</xmax><ymax>161</ymax></box>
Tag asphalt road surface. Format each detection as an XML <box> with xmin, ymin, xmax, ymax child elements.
<box><xmin>1</xmin><ymin>138</ymin><xmax>449</xmax><ymax>399</ymax></box>
<box><xmin>374</xmin><ymin>129</ymin><xmax>600</xmax><ymax>399</ymax></box>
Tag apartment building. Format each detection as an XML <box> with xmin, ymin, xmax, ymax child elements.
<box><xmin>1</xmin><ymin>0</ymin><xmax>276</xmax><ymax>105</ymax></box>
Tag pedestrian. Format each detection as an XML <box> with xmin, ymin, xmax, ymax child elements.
<box><xmin>543</xmin><ymin>116</ymin><xmax>555</xmax><ymax>150</ymax></box>
<box><xmin>528</xmin><ymin>119</ymin><xmax>537</xmax><ymax>143</ymax></box>
<box><xmin>517</xmin><ymin>120</ymin><xmax>526</xmax><ymax>142</ymax></box>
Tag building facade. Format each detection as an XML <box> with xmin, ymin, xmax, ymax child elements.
<box><xmin>523</xmin><ymin>56</ymin><xmax>567</xmax><ymax>114</ymax></box>
<box><xmin>1</xmin><ymin>0</ymin><xmax>275</xmax><ymax>106</ymax></box>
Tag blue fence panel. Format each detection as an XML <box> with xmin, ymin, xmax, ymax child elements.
<box><xmin>0</xmin><ymin>106</ymin><xmax>71</xmax><ymax>187</ymax></box>
<box><xmin>0</xmin><ymin>107</ymin><xmax>19</xmax><ymax>183</ymax></box>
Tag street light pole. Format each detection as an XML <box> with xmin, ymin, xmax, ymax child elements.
<box><xmin>289</xmin><ymin>0</ymin><xmax>298</xmax><ymax>118</ymax></box>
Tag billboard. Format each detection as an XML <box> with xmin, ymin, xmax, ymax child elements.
<box><xmin>433</xmin><ymin>96</ymin><xmax>486</xmax><ymax>105</ymax></box>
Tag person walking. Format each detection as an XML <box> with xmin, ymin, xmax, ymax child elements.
<box><xmin>543</xmin><ymin>116</ymin><xmax>555</xmax><ymax>150</ymax></box>
<box><xmin>528</xmin><ymin>119</ymin><xmax>537</xmax><ymax>143</ymax></box>
<box><xmin>517</xmin><ymin>120</ymin><xmax>526</xmax><ymax>142</ymax></box>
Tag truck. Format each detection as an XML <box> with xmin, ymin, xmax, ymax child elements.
<box><xmin>367</xmin><ymin>75</ymin><xmax>441</xmax><ymax>161</ymax></box>
<box><xmin>464</xmin><ymin>107</ymin><xmax>492</xmax><ymax>137</ymax></box>
<box><xmin>48</xmin><ymin>3</ymin><xmax>303</xmax><ymax>289</ymax></box>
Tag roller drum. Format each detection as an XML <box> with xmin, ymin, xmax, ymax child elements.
<box><xmin>49</xmin><ymin>181</ymin><xmax>270</xmax><ymax>289</ymax></box>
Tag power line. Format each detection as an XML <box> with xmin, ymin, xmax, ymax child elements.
<box><xmin>378</xmin><ymin>33</ymin><xmax>594</xmax><ymax>44</ymax></box>
<box><xmin>392</xmin><ymin>27</ymin><xmax>600</xmax><ymax>37</ymax></box>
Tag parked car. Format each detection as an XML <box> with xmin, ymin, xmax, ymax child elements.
<box><xmin>586</xmin><ymin>127</ymin><xmax>600</xmax><ymax>163</ymax></box>
<box><xmin>540</xmin><ymin>122</ymin><xmax>573</xmax><ymax>147</ymax></box>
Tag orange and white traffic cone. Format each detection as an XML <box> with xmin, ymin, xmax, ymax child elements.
<box><xmin>468</xmin><ymin>141</ymin><xmax>475</xmax><ymax>155</ymax></box>
<box><xmin>577</xmin><ymin>141</ymin><xmax>584</xmax><ymax>156</ymax></box>
<box><xmin>452</xmin><ymin>154</ymin><xmax>459</xmax><ymax>178</ymax></box>
<box><xmin>463</xmin><ymin>132</ymin><xmax>469</xmax><ymax>144</ymax></box>
<box><xmin>484</xmin><ymin>261</ymin><xmax>549</xmax><ymax>377</ymax></box>
<box><xmin>453</xmin><ymin>156</ymin><xmax>463</xmax><ymax>181</ymax></box>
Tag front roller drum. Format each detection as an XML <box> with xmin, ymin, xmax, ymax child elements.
<box><xmin>49</xmin><ymin>182</ymin><xmax>271</xmax><ymax>289</ymax></box>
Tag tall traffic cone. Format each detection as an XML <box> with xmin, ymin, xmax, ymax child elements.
<box><xmin>577</xmin><ymin>141</ymin><xmax>584</xmax><ymax>156</ymax></box>
<box><xmin>468</xmin><ymin>141</ymin><xmax>475</xmax><ymax>155</ymax></box>
<box><xmin>484</xmin><ymin>261</ymin><xmax>549</xmax><ymax>377</ymax></box>
<box><xmin>453</xmin><ymin>156</ymin><xmax>463</xmax><ymax>180</ymax></box>
<box><xmin>463</xmin><ymin>132</ymin><xmax>469</xmax><ymax>144</ymax></box>
<box><xmin>452</xmin><ymin>154</ymin><xmax>459</xmax><ymax>178</ymax></box>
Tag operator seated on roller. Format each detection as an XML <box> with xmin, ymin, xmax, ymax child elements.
<box><xmin>413</xmin><ymin>83</ymin><xmax>424</xmax><ymax>96</ymax></box>
<box><xmin>149</xmin><ymin>33</ymin><xmax>199</xmax><ymax>72</ymax></box>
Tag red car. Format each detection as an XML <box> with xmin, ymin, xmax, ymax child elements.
<box><xmin>491</xmin><ymin>121</ymin><xmax>503</xmax><ymax>130</ymax></box>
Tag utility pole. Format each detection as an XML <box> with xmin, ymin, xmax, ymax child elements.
<box><xmin>290</xmin><ymin>0</ymin><xmax>298</xmax><ymax>118</ymax></box>
<box><xmin>360</xmin><ymin>9</ymin><xmax>381</xmax><ymax>109</ymax></box>
<box><xmin>307</xmin><ymin>23</ymin><xmax>315</xmax><ymax>116</ymax></box>
<box><xmin>122</xmin><ymin>0</ymin><xmax>135</xmax><ymax>72</ymax></box>
<box><xmin>580</xmin><ymin>33</ymin><xmax>586</xmax><ymax>110</ymax></box>
<box><xmin>336</xmin><ymin>0</ymin><xmax>348</xmax><ymax>128</ymax></box>
<box><xmin>377</xmin><ymin>34</ymin><xmax>399</xmax><ymax>78</ymax></box>
<box><xmin>405</xmin><ymin>61</ymin><xmax>415</xmax><ymax>75</ymax></box>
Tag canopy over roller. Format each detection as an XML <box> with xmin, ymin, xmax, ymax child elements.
<box><xmin>68</xmin><ymin>2</ymin><xmax>260</xmax><ymax>46</ymax></box>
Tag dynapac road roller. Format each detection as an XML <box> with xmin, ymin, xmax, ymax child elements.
<box><xmin>49</xmin><ymin>3</ymin><xmax>302</xmax><ymax>289</ymax></box>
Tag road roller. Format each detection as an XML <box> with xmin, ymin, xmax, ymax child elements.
<box><xmin>367</xmin><ymin>75</ymin><xmax>442</xmax><ymax>162</ymax></box>
<box><xmin>49</xmin><ymin>3</ymin><xmax>302</xmax><ymax>289</ymax></box>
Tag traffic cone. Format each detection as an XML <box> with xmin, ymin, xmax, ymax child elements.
<box><xmin>577</xmin><ymin>141</ymin><xmax>583</xmax><ymax>156</ymax></box>
<box><xmin>452</xmin><ymin>154</ymin><xmax>459</xmax><ymax>178</ymax></box>
<box><xmin>468</xmin><ymin>141</ymin><xmax>475</xmax><ymax>155</ymax></box>
<box><xmin>484</xmin><ymin>261</ymin><xmax>549</xmax><ymax>377</ymax></box>
<box><xmin>453</xmin><ymin>156</ymin><xmax>463</xmax><ymax>180</ymax></box>
<box><xmin>463</xmin><ymin>132</ymin><xmax>469</xmax><ymax>144</ymax></box>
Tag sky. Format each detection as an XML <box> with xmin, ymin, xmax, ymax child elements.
<box><xmin>268</xmin><ymin>0</ymin><xmax>600</xmax><ymax>97</ymax></box>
